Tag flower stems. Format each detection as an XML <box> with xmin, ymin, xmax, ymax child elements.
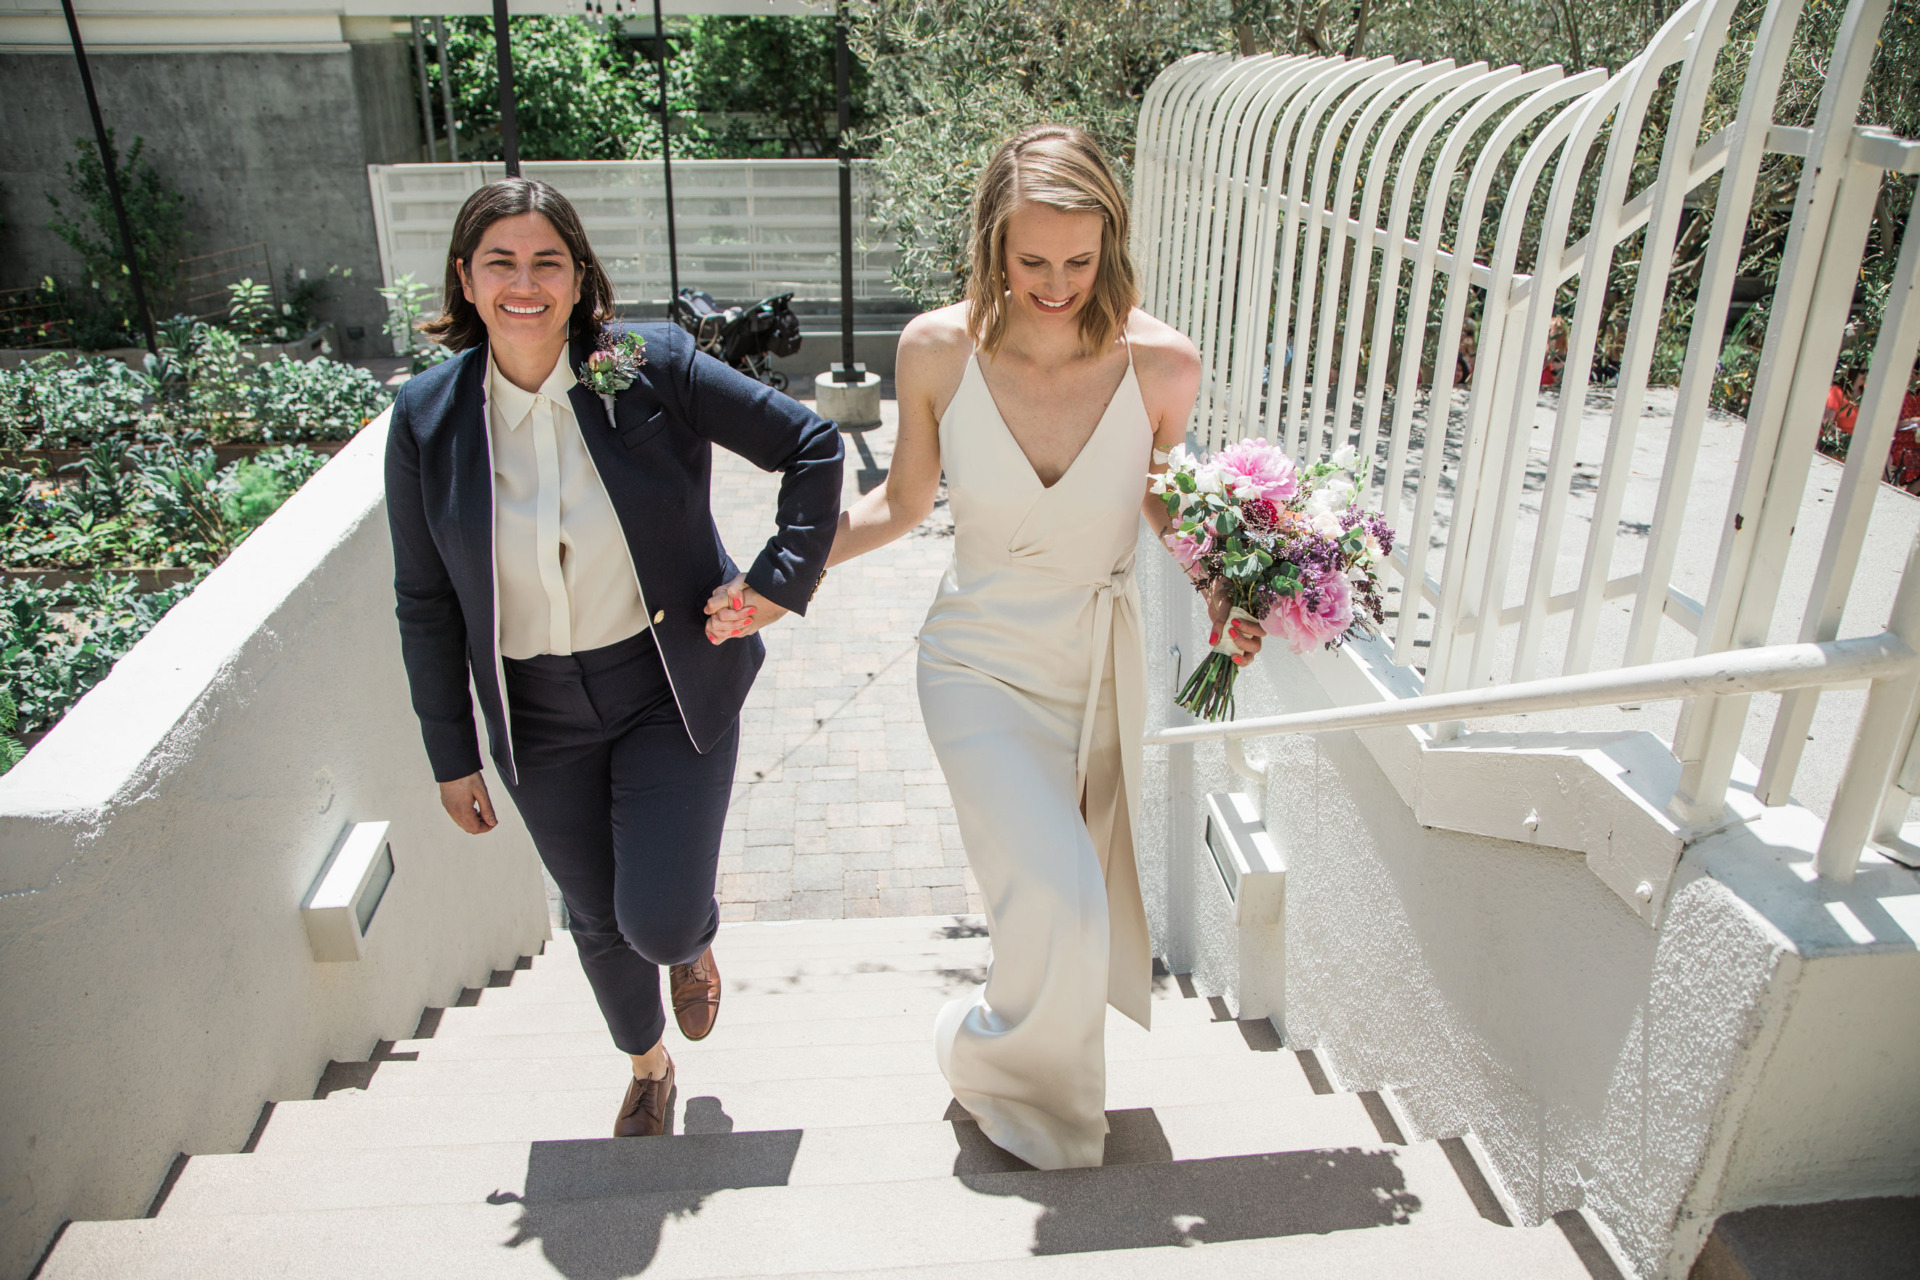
<box><xmin>1176</xmin><ymin>651</ymin><xmax>1238</xmax><ymax>721</ymax></box>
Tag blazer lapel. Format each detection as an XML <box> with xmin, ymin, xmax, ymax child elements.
<box><xmin>451</xmin><ymin>346</ymin><xmax>495</xmax><ymax>589</ymax></box>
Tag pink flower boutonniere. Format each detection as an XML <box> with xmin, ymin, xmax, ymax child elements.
<box><xmin>579</xmin><ymin>330</ymin><xmax>646</xmax><ymax>395</ymax></box>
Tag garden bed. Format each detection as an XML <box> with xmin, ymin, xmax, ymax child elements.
<box><xmin>1</xmin><ymin>320</ymin><xmax>395</xmax><ymax>771</ymax></box>
<box><xmin>0</xmin><ymin>324</ymin><xmax>339</xmax><ymax>372</ymax></box>
<box><xmin>2</xmin><ymin>437</ymin><xmax>348</xmax><ymax>475</ymax></box>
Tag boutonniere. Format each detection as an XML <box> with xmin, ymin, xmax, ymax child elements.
<box><xmin>579</xmin><ymin>330</ymin><xmax>646</xmax><ymax>395</ymax></box>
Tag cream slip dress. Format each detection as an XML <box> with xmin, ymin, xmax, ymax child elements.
<box><xmin>920</xmin><ymin>336</ymin><xmax>1153</xmax><ymax>1171</ymax></box>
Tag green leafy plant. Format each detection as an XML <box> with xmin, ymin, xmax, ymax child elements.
<box><xmin>221</xmin><ymin>445</ymin><xmax>329</xmax><ymax>534</ymax></box>
<box><xmin>44</xmin><ymin>131</ymin><xmax>188</xmax><ymax>335</ymax></box>
<box><xmin>0</xmin><ymin>686</ymin><xmax>24</xmax><ymax>775</ymax></box>
<box><xmin>682</xmin><ymin>15</ymin><xmax>869</xmax><ymax>157</ymax></box>
<box><xmin>250</xmin><ymin>357</ymin><xmax>389</xmax><ymax>440</ymax></box>
<box><xmin>378</xmin><ymin>274</ymin><xmax>452</xmax><ymax>372</ymax></box>
<box><xmin>440</xmin><ymin>15</ymin><xmax>712</xmax><ymax>161</ymax></box>
<box><xmin>0</xmin><ymin>353</ymin><xmax>152</xmax><ymax>449</ymax></box>
<box><xmin>0</xmin><ymin>572</ymin><xmax>201</xmax><ymax>743</ymax></box>
<box><xmin>132</xmin><ymin>437</ymin><xmax>233</xmax><ymax>561</ymax></box>
<box><xmin>225</xmin><ymin>278</ymin><xmax>279</xmax><ymax>341</ymax></box>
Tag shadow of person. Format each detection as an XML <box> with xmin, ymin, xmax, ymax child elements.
<box><xmin>948</xmin><ymin>1102</ymin><xmax>1423</xmax><ymax>1255</ymax></box>
<box><xmin>489</xmin><ymin>1092</ymin><xmax>799</xmax><ymax>1280</ymax></box>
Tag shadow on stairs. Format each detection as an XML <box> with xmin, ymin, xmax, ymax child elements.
<box><xmin>37</xmin><ymin>914</ymin><xmax>1625</xmax><ymax>1279</ymax></box>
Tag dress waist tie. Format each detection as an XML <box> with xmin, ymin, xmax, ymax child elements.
<box><xmin>1075</xmin><ymin>558</ymin><xmax>1138</xmax><ymax>801</ymax></box>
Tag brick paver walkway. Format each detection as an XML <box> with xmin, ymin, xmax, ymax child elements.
<box><xmin>708</xmin><ymin>402</ymin><xmax>979</xmax><ymax>921</ymax></box>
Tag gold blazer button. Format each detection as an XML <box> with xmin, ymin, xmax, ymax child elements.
<box><xmin>652</xmin><ymin>610</ymin><xmax>666</xmax><ymax>624</ymax></box>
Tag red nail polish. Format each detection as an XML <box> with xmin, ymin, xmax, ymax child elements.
<box><xmin>1209</xmin><ymin>629</ymin><xmax>1220</xmax><ymax>645</ymax></box>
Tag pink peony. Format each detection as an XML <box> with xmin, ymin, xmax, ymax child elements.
<box><xmin>1163</xmin><ymin>528</ymin><xmax>1212</xmax><ymax>574</ymax></box>
<box><xmin>1213</xmin><ymin>438</ymin><xmax>1298</xmax><ymax>502</ymax></box>
<box><xmin>1264</xmin><ymin>570</ymin><xmax>1353</xmax><ymax>654</ymax></box>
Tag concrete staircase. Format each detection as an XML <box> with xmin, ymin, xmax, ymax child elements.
<box><xmin>39</xmin><ymin>916</ymin><xmax>1615</xmax><ymax>1278</ymax></box>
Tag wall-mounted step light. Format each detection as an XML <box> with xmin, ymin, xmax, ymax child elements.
<box><xmin>302</xmin><ymin>821</ymin><xmax>395</xmax><ymax>962</ymax></box>
<box><xmin>1202</xmin><ymin>791</ymin><xmax>1287</xmax><ymax>1023</ymax></box>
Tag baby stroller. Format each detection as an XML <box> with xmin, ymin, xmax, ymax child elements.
<box><xmin>670</xmin><ymin>289</ymin><xmax>803</xmax><ymax>392</ymax></box>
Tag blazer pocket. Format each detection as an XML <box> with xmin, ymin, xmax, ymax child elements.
<box><xmin>618</xmin><ymin>409</ymin><xmax>669</xmax><ymax>451</ymax></box>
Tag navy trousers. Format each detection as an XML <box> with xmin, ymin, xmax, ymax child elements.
<box><xmin>501</xmin><ymin>628</ymin><xmax>738</xmax><ymax>1055</ymax></box>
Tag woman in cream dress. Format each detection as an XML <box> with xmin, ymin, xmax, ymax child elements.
<box><xmin>707</xmin><ymin>126</ymin><xmax>1264</xmax><ymax>1170</ymax></box>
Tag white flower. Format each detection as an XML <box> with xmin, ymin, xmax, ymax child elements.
<box><xmin>1230</xmin><ymin>475</ymin><xmax>1260</xmax><ymax>500</ymax></box>
<box><xmin>1309</xmin><ymin>511</ymin><xmax>1345</xmax><ymax>538</ymax></box>
<box><xmin>1194</xmin><ymin>465</ymin><xmax>1225</xmax><ymax>496</ymax></box>
<box><xmin>1362</xmin><ymin>530</ymin><xmax>1383</xmax><ymax>558</ymax></box>
<box><xmin>1166</xmin><ymin>443</ymin><xmax>1194</xmax><ymax>470</ymax></box>
<box><xmin>1329</xmin><ymin>444</ymin><xmax>1357</xmax><ymax>470</ymax></box>
<box><xmin>1307</xmin><ymin>482</ymin><xmax>1352</xmax><ymax>515</ymax></box>
<box><xmin>1148</xmin><ymin>472</ymin><xmax>1171</xmax><ymax>495</ymax></box>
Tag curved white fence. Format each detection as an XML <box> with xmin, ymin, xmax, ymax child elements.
<box><xmin>1132</xmin><ymin>0</ymin><xmax>1920</xmax><ymax>880</ymax></box>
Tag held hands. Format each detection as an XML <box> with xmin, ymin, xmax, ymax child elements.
<box><xmin>1204</xmin><ymin>578</ymin><xmax>1267</xmax><ymax>667</ymax></box>
<box><xmin>704</xmin><ymin>574</ymin><xmax>789</xmax><ymax>644</ymax></box>
<box><xmin>440</xmin><ymin>771</ymin><xmax>498</xmax><ymax>834</ymax></box>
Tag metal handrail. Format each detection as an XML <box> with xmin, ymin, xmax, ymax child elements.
<box><xmin>1144</xmin><ymin>633</ymin><xmax>1917</xmax><ymax>747</ymax></box>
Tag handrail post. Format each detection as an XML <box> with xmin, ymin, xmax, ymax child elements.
<box><xmin>1817</xmin><ymin>524</ymin><xmax>1920</xmax><ymax>881</ymax></box>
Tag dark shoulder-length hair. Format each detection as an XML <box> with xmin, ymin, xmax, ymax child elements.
<box><xmin>420</xmin><ymin>178</ymin><xmax>616</xmax><ymax>352</ymax></box>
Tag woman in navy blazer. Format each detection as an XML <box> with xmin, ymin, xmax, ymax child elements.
<box><xmin>386</xmin><ymin>179</ymin><xmax>843</xmax><ymax>1136</ymax></box>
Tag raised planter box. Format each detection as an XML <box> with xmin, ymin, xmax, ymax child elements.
<box><xmin>0</xmin><ymin>325</ymin><xmax>339</xmax><ymax>372</ymax></box>
<box><xmin>2</xmin><ymin>566</ymin><xmax>200</xmax><ymax>594</ymax></box>
<box><xmin>2</xmin><ymin>438</ymin><xmax>350</xmax><ymax>475</ymax></box>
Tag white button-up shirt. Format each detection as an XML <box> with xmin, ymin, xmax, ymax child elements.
<box><xmin>488</xmin><ymin>350</ymin><xmax>652</xmax><ymax>660</ymax></box>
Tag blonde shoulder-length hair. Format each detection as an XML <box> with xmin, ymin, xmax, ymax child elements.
<box><xmin>965</xmin><ymin>124</ymin><xmax>1139</xmax><ymax>359</ymax></box>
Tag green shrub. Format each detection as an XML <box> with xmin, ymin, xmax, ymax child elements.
<box><xmin>0</xmin><ymin>354</ymin><xmax>152</xmax><ymax>449</ymax></box>
<box><xmin>0</xmin><ymin>572</ymin><xmax>201</xmax><ymax>744</ymax></box>
<box><xmin>221</xmin><ymin>445</ymin><xmax>328</xmax><ymax>532</ymax></box>
<box><xmin>251</xmin><ymin>357</ymin><xmax>389</xmax><ymax>440</ymax></box>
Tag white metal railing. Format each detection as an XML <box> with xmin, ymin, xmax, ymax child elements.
<box><xmin>366</xmin><ymin>159</ymin><xmax>908</xmax><ymax>318</ymax></box>
<box><xmin>1132</xmin><ymin>0</ymin><xmax>1920</xmax><ymax>882</ymax></box>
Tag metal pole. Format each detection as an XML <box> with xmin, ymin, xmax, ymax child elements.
<box><xmin>58</xmin><ymin>0</ymin><xmax>156</xmax><ymax>354</ymax></box>
<box><xmin>492</xmin><ymin>0</ymin><xmax>520</xmax><ymax>176</ymax></box>
<box><xmin>433</xmin><ymin>17</ymin><xmax>461</xmax><ymax>164</ymax></box>
<box><xmin>834</xmin><ymin>3</ymin><xmax>857</xmax><ymax>382</ymax></box>
<box><xmin>653</xmin><ymin>0</ymin><xmax>680</xmax><ymax>305</ymax></box>
<box><xmin>410</xmin><ymin>17</ymin><xmax>439</xmax><ymax>163</ymax></box>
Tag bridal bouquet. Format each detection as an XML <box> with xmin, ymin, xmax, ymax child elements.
<box><xmin>1152</xmin><ymin>438</ymin><xmax>1394</xmax><ymax>720</ymax></box>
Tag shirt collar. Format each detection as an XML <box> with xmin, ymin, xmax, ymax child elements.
<box><xmin>487</xmin><ymin>347</ymin><xmax>578</xmax><ymax>431</ymax></box>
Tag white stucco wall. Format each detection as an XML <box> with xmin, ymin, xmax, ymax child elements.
<box><xmin>0</xmin><ymin>414</ymin><xmax>551</xmax><ymax>1279</ymax></box>
<box><xmin>1134</xmin><ymin>527</ymin><xmax>1920</xmax><ymax>1280</ymax></box>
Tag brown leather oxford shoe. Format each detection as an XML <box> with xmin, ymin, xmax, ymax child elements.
<box><xmin>614</xmin><ymin>1055</ymin><xmax>675</xmax><ymax>1138</ymax></box>
<box><xmin>669</xmin><ymin>946</ymin><xmax>722</xmax><ymax>1040</ymax></box>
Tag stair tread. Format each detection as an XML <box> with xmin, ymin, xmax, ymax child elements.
<box><xmin>424</xmin><ymin>987</ymin><xmax>1232</xmax><ymax>1039</ymax></box>
<box><xmin>369</xmin><ymin>1021</ymin><xmax>1287</xmax><ymax>1093</ymax></box>
<box><xmin>163</xmin><ymin>1094</ymin><xmax>1392</xmax><ymax>1215</ymax></box>
<box><xmin>255</xmin><ymin>1051</ymin><xmax>1317</xmax><ymax>1153</ymax></box>
<box><xmin>48</xmin><ymin>1155</ymin><xmax>1578</xmax><ymax>1280</ymax></box>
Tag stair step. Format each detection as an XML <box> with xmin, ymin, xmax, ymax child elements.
<box><xmin>256</xmin><ymin>1050</ymin><xmax>1317</xmax><ymax>1154</ymax></box>
<box><xmin>491</xmin><ymin>962</ymin><xmax>998</xmax><ymax>1007</ymax></box>
<box><xmin>162</xmin><ymin>1094</ymin><xmax>1389</xmax><ymax>1216</ymax></box>
<box><xmin>725</xmin><ymin>1218</ymin><xmax>1597</xmax><ymax>1279</ymax></box>
<box><xmin>425</xmin><ymin>986</ymin><xmax>1232</xmax><ymax>1040</ymax></box>
<box><xmin>370</xmin><ymin>1019</ymin><xmax>1285</xmax><ymax>1094</ymax></box>
<box><xmin>49</xmin><ymin>1150</ymin><xmax>1576</xmax><ymax>1279</ymax></box>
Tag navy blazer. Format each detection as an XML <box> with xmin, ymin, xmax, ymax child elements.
<box><xmin>385</xmin><ymin>322</ymin><xmax>844</xmax><ymax>785</ymax></box>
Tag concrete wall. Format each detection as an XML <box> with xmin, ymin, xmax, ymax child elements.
<box><xmin>0</xmin><ymin>40</ymin><xmax>417</xmax><ymax>357</ymax></box>
<box><xmin>0</xmin><ymin>414</ymin><xmax>551</xmax><ymax>1279</ymax></box>
<box><xmin>1135</xmin><ymin>530</ymin><xmax>1920</xmax><ymax>1280</ymax></box>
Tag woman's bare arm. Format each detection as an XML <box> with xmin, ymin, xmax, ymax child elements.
<box><xmin>706</xmin><ymin>309</ymin><xmax>966</xmax><ymax>641</ymax></box>
<box><xmin>825</xmin><ymin>313</ymin><xmax>960</xmax><ymax>567</ymax></box>
<box><xmin>1131</xmin><ymin>312</ymin><xmax>1265</xmax><ymax>661</ymax></box>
